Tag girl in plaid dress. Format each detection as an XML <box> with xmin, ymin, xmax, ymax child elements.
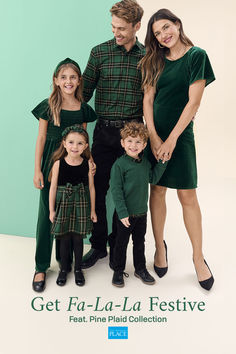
<box><xmin>49</xmin><ymin>125</ymin><xmax>97</xmax><ymax>286</ymax></box>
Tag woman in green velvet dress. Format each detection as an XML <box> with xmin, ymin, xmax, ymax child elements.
<box><xmin>32</xmin><ymin>58</ymin><xmax>97</xmax><ymax>292</ymax></box>
<box><xmin>140</xmin><ymin>9</ymin><xmax>215</xmax><ymax>290</ymax></box>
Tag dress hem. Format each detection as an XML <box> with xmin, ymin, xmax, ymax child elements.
<box><xmin>156</xmin><ymin>183</ymin><xmax>198</xmax><ymax>190</ymax></box>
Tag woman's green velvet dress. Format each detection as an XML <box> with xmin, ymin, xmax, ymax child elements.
<box><xmin>146</xmin><ymin>47</ymin><xmax>215</xmax><ymax>189</ymax></box>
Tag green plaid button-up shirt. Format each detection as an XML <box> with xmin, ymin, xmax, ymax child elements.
<box><xmin>83</xmin><ymin>38</ymin><xmax>145</xmax><ymax>121</ymax></box>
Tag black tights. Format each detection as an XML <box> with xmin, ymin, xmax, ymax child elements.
<box><xmin>59</xmin><ymin>233</ymin><xmax>83</xmax><ymax>272</ymax></box>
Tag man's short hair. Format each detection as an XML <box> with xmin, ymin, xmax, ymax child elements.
<box><xmin>110</xmin><ymin>0</ymin><xmax>144</xmax><ymax>25</ymax></box>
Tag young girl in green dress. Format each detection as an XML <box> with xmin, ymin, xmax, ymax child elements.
<box><xmin>140</xmin><ymin>9</ymin><xmax>215</xmax><ymax>290</ymax></box>
<box><xmin>49</xmin><ymin>126</ymin><xmax>97</xmax><ymax>286</ymax></box>
<box><xmin>32</xmin><ymin>58</ymin><xmax>97</xmax><ymax>292</ymax></box>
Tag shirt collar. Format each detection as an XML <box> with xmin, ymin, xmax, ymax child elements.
<box><xmin>111</xmin><ymin>37</ymin><xmax>143</xmax><ymax>53</ymax></box>
<box><xmin>124</xmin><ymin>153</ymin><xmax>143</xmax><ymax>163</ymax></box>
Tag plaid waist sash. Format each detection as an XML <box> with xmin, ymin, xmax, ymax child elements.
<box><xmin>56</xmin><ymin>183</ymin><xmax>87</xmax><ymax>199</ymax></box>
<box><xmin>51</xmin><ymin>183</ymin><xmax>92</xmax><ymax>237</ymax></box>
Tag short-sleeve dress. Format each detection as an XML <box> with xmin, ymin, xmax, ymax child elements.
<box><xmin>146</xmin><ymin>47</ymin><xmax>215</xmax><ymax>189</ymax></box>
<box><xmin>31</xmin><ymin>99</ymin><xmax>97</xmax><ymax>272</ymax></box>
<box><xmin>32</xmin><ymin>99</ymin><xmax>97</xmax><ymax>188</ymax></box>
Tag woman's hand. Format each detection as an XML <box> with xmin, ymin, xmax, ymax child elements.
<box><xmin>88</xmin><ymin>158</ymin><xmax>96</xmax><ymax>176</ymax></box>
<box><xmin>91</xmin><ymin>211</ymin><xmax>97</xmax><ymax>223</ymax></box>
<box><xmin>33</xmin><ymin>171</ymin><xmax>44</xmax><ymax>189</ymax></box>
<box><xmin>49</xmin><ymin>211</ymin><xmax>55</xmax><ymax>223</ymax></box>
<box><xmin>150</xmin><ymin>135</ymin><xmax>163</xmax><ymax>161</ymax></box>
<box><xmin>157</xmin><ymin>136</ymin><xmax>177</xmax><ymax>162</ymax></box>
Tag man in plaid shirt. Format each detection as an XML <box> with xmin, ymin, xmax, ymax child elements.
<box><xmin>82</xmin><ymin>0</ymin><xmax>145</xmax><ymax>269</ymax></box>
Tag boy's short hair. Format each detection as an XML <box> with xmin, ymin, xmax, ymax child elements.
<box><xmin>110</xmin><ymin>0</ymin><xmax>144</xmax><ymax>25</ymax></box>
<box><xmin>120</xmin><ymin>122</ymin><xmax>149</xmax><ymax>143</ymax></box>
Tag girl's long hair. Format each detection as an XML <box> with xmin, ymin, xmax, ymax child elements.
<box><xmin>139</xmin><ymin>9</ymin><xmax>194</xmax><ymax>89</ymax></box>
<box><xmin>48</xmin><ymin>127</ymin><xmax>91</xmax><ymax>181</ymax></box>
<box><xmin>48</xmin><ymin>63</ymin><xmax>84</xmax><ymax>126</ymax></box>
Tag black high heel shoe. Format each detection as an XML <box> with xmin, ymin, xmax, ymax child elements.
<box><xmin>194</xmin><ymin>259</ymin><xmax>214</xmax><ymax>291</ymax></box>
<box><xmin>154</xmin><ymin>240</ymin><xmax>168</xmax><ymax>278</ymax></box>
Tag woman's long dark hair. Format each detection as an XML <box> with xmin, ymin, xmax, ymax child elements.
<box><xmin>139</xmin><ymin>9</ymin><xmax>194</xmax><ymax>89</ymax></box>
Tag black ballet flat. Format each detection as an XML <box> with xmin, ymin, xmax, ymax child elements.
<box><xmin>75</xmin><ymin>270</ymin><xmax>85</xmax><ymax>286</ymax></box>
<box><xmin>56</xmin><ymin>270</ymin><xmax>67</xmax><ymax>286</ymax></box>
<box><xmin>195</xmin><ymin>259</ymin><xmax>214</xmax><ymax>291</ymax></box>
<box><xmin>154</xmin><ymin>240</ymin><xmax>168</xmax><ymax>278</ymax></box>
<box><xmin>32</xmin><ymin>272</ymin><xmax>46</xmax><ymax>292</ymax></box>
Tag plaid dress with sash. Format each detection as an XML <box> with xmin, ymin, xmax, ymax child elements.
<box><xmin>51</xmin><ymin>159</ymin><xmax>92</xmax><ymax>238</ymax></box>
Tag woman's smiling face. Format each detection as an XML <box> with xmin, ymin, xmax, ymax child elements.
<box><xmin>152</xmin><ymin>19</ymin><xmax>180</xmax><ymax>49</ymax></box>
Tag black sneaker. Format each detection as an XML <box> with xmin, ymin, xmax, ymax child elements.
<box><xmin>81</xmin><ymin>248</ymin><xmax>107</xmax><ymax>269</ymax></box>
<box><xmin>134</xmin><ymin>269</ymin><xmax>156</xmax><ymax>285</ymax></box>
<box><xmin>112</xmin><ymin>271</ymin><xmax>129</xmax><ymax>287</ymax></box>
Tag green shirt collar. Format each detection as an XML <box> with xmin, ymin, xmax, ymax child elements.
<box><xmin>124</xmin><ymin>153</ymin><xmax>143</xmax><ymax>163</ymax></box>
<box><xmin>111</xmin><ymin>37</ymin><xmax>143</xmax><ymax>53</ymax></box>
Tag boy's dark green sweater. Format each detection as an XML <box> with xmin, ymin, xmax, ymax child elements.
<box><xmin>110</xmin><ymin>154</ymin><xmax>167</xmax><ymax>219</ymax></box>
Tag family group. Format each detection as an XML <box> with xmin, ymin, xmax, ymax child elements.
<box><xmin>32</xmin><ymin>0</ymin><xmax>215</xmax><ymax>293</ymax></box>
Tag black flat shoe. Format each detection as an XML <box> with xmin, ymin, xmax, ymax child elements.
<box><xmin>134</xmin><ymin>269</ymin><xmax>155</xmax><ymax>285</ymax></box>
<box><xmin>75</xmin><ymin>270</ymin><xmax>85</xmax><ymax>286</ymax></box>
<box><xmin>154</xmin><ymin>240</ymin><xmax>168</xmax><ymax>278</ymax></box>
<box><xmin>81</xmin><ymin>248</ymin><xmax>107</xmax><ymax>269</ymax></box>
<box><xmin>56</xmin><ymin>270</ymin><xmax>67</xmax><ymax>286</ymax></box>
<box><xmin>112</xmin><ymin>271</ymin><xmax>129</xmax><ymax>287</ymax></box>
<box><xmin>195</xmin><ymin>259</ymin><xmax>214</xmax><ymax>291</ymax></box>
<box><xmin>32</xmin><ymin>272</ymin><xmax>46</xmax><ymax>292</ymax></box>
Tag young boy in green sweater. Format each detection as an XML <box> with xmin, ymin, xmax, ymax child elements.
<box><xmin>110</xmin><ymin>122</ymin><xmax>167</xmax><ymax>287</ymax></box>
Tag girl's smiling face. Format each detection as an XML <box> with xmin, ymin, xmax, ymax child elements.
<box><xmin>152</xmin><ymin>19</ymin><xmax>180</xmax><ymax>49</ymax></box>
<box><xmin>63</xmin><ymin>132</ymin><xmax>88</xmax><ymax>159</ymax></box>
<box><xmin>55</xmin><ymin>67</ymin><xmax>80</xmax><ymax>96</ymax></box>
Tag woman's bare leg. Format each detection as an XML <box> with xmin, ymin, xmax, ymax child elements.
<box><xmin>150</xmin><ymin>185</ymin><xmax>168</xmax><ymax>267</ymax></box>
<box><xmin>177</xmin><ymin>189</ymin><xmax>211</xmax><ymax>281</ymax></box>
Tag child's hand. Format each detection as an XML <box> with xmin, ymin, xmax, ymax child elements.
<box><xmin>34</xmin><ymin>171</ymin><xmax>44</xmax><ymax>189</ymax></box>
<box><xmin>49</xmin><ymin>211</ymin><xmax>55</xmax><ymax>223</ymax></box>
<box><xmin>91</xmin><ymin>211</ymin><xmax>97</xmax><ymax>223</ymax></box>
<box><xmin>121</xmin><ymin>217</ymin><xmax>130</xmax><ymax>228</ymax></box>
<box><xmin>88</xmin><ymin>159</ymin><xmax>96</xmax><ymax>176</ymax></box>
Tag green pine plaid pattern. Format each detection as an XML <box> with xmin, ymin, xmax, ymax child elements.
<box><xmin>51</xmin><ymin>183</ymin><xmax>92</xmax><ymax>237</ymax></box>
<box><xmin>83</xmin><ymin>38</ymin><xmax>145</xmax><ymax>120</ymax></box>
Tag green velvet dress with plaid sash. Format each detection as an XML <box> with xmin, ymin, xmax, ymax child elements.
<box><xmin>31</xmin><ymin>99</ymin><xmax>97</xmax><ymax>272</ymax></box>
